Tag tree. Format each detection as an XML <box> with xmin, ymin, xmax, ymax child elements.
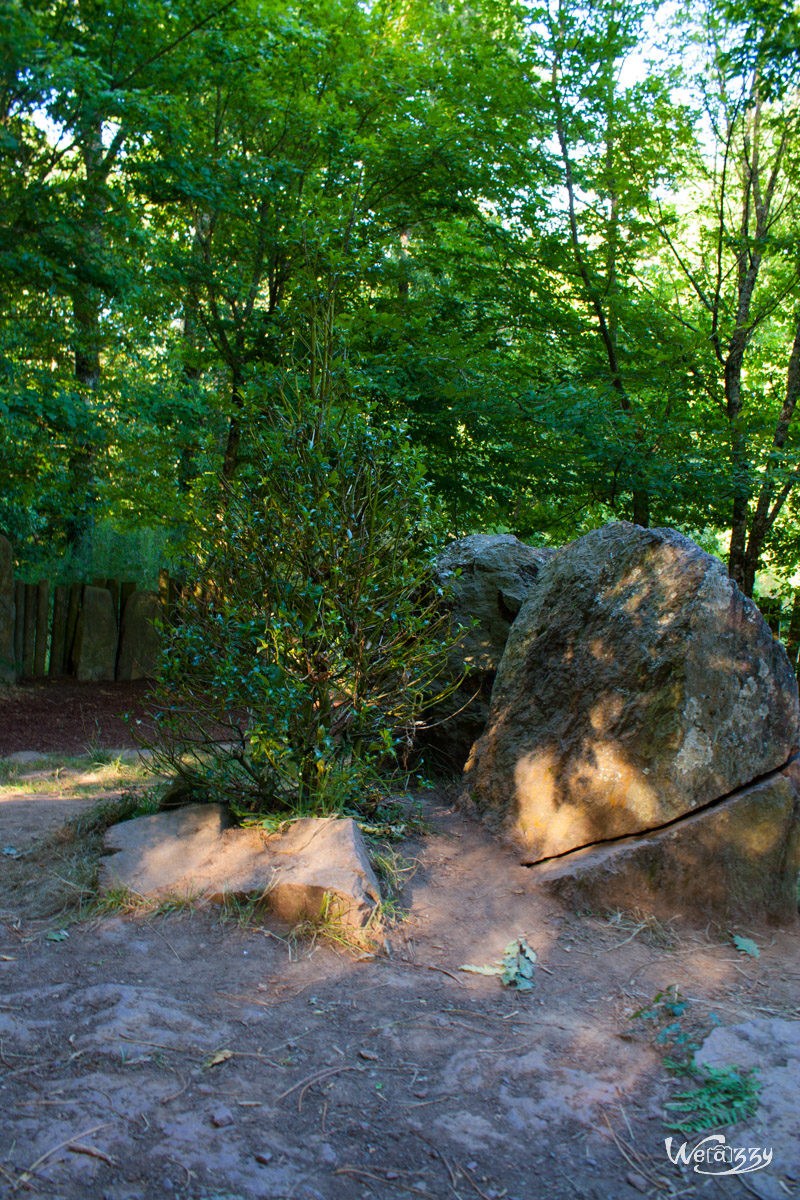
<box><xmin>653</xmin><ymin>0</ymin><xmax>800</xmax><ymax>593</ymax></box>
<box><xmin>521</xmin><ymin>0</ymin><xmax>698</xmax><ymax>530</ymax></box>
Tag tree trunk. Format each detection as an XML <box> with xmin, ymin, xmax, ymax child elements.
<box><xmin>725</xmin><ymin>322</ymin><xmax>752</xmax><ymax>590</ymax></box>
<box><xmin>67</xmin><ymin>119</ymin><xmax>106</xmax><ymax>552</ymax></box>
<box><xmin>740</xmin><ymin>313</ymin><xmax>800</xmax><ymax>596</ymax></box>
<box><xmin>178</xmin><ymin>220</ymin><xmax>208</xmax><ymax>493</ymax></box>
<box><xmin>222</xmin><ymin>372</ymin><xmax>243</xmax><ymax>480</ymax></box>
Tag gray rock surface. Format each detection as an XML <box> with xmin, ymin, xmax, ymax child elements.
<box><xmin>422</xmin><ymin>534</ymin><xmax>555</xmax><ymax>769</ymax></box>
<box><xmin>72</xmin><ymin>586</ymin><xmax>118</xmax><ymax>682</ymax></box>
<box><xmin>0</xmin><ymin>534</ymin><xmax>15</xmax><ymax>683</ymax></box>
<box><xmin>99</xmin><ymin>805</ymin><xmax>380</xmax><ymax>927</ymax></box>
<box><xmin>436</xmin><ymin>534</ymin><xmax>556</xmax><ymax>672</ymax></box>
<box><xmin>116</xmin><ymin>589</ymin><xmax>160</xmax><ymax>680</ymax></box>
<box><xmin>534</xmin><ymin>757</ymin><xmax>800</xmax><ymax>924</ymax></box>
<box><xmin>465</xmin><ymin>522</ymin><xmax>799</xmax><ymax>859</ymax></box>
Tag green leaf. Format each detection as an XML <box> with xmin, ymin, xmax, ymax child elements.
<box><xmin>732</xmin><ymin>935</ymin><xmax>760</xmax><ymax>958</ymax></box>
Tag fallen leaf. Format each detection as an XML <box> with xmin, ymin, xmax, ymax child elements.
<box><xmin>45</xmin><ymin>930</ymin><xmax>69</xmax><ymax>942</ymax></box>
<box><xmin>458</xmin><ymin>963</ymin><xmax>503</xmax><ymax>976</ymax></box>
<box><xmin>203</xmin><ymin>1049</ymin><xmax>233</xmax><ymax>1069</ymax></box>
<box><xmin>0</xmin><ymin>954</ymin><xmax>17</xmax><ymax>962</ymax></box>
<box><xmin>732</xmin><ymin>935</ymin><xmax>760</xmax><ymax>959</ymax></box>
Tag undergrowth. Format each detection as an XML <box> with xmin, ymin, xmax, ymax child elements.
<box><xmin>626</xmin><ymin>986</ymin><xmax>762</xmax><ymax>1134</ymax></box>
<box><xmin>664</xmin><ymin>1063</ymin><xmax>761</xmax><ymax>1133</ymax></box>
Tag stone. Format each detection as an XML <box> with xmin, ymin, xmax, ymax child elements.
<box><xmin>421</xmin><ymin>534</ymin><xmax>555</xmax><ymax>769</ymax></box>
<box><xmin>0</xmin><ymin>534</ymin><xmax>15</xmax><ymax>684</ymax></box>
<box><xmin>464</xmin><ymin>522</ymin><xmax>799</xmax><ymax>860</ymax></box>
<box><xmin>211</xmin><ymin>1106</ymin><xmax>234</xmax><ymax>1128</ymax></box>
<box><xmin>72</xmin><ymin>586</ymin><xmax>118</xmax><ymax>682</ymax></box>
<box><xmin>99</xmin><ymin>805</ymin><xmax>380</xmax><ymax>927</ymax></box>
<box><xmin>534</xmin><ymin>757</ymin><xmax>800</xmax><ymax>924</ymax></box>
<box><xmin>116</xmin><ymin>590</ymin><xmax>161</xmax><ymax>681</ymax></box>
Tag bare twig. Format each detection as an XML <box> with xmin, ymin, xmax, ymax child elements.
<box><xmin>13</xmin><ymin>1123</ymin><xmax>109</xmax><ymax>1190</ymax></box>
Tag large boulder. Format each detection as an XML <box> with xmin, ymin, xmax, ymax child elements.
<box><xmin>464</xmin><ymin>523</ymin><xmax>799</xmax><ymax>861</ymax></box>
<box><xmin>99</xmin><ymin>805</ymin><xmax>381</xmax><ymax>927</ymax></box>
<box><xmin>420</xmin><ymin>534</ymin><xmax>555</xmax><ymax>769</ymax></box>
<box><xmin>116</xmin><ymin>590</ymin><xmax>160</xmax><ymax>681</ymax></box>
<box><xmin>0</xmin><ymin>534</ymin><xmax>14</xmax><ymax>683</ymax></box>
<box><xmin>72</xmin><ymin>586</ymin><xmax>118</xmax><ymax>682</ymax></box>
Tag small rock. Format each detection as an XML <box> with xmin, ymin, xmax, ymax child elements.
<box><xmin>211</xmin><ymin>1105</ymin><xmax>234</xmax><ymax>1127</ymax></box>
<box><xmin>318</xmin><ymin>1143</ymin><xmax>337</xmax><ymax>1165</ymax></box>
<box><xmin>255</xmin><ymin>1151</ymin><xmax>274</xmax><ymax>1165</ymax></box>
<box><xmin>626</xmin><ymin>1171</ymin><xmax>648</xmax><ymax>1193</ymax></box>
<box><xmin>358</xmin><ymin>1048</ymin><xmax>379</xmax><ymax>1061</ymax></box>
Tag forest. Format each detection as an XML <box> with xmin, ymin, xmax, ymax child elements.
<box><xmin>2</xmin><ymin>0</ymin><xmax>799</xmax><ymax>603</ymax></box>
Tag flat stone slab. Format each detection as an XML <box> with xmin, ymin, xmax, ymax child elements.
<box><xmin>73</xmin><ymin>586</ymin><xmax>118</xmax><ymax>682</ymax></box>
<box><xmin>116</xmin><ymin>590</ymin><xmax>160</xmax><ymax>681</ymax></box>
<box><xmin>99</xmin><ymin>805</ymin><xmax>381</xmax><ymax>927</ymax></box>
<box><xmin>532</xmin><ymin>758</ymin><xmax>800</xmax><ymax>925</ymax></box>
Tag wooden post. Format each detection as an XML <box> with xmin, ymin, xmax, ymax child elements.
<box><xmin>22</xmin><ymin>583</ymin><xmax>37</xmax><ymax>678</ymax></box>
<box><xmin>34</xmin><ymin>580</ymin><xmax>49</xmax><ymax>676</ymax></box>
<box><xmin>50</xmin><ymin>585</ymin><xmax>69</xmax><ymax>676</ymax></box>
<box><xmin>65</xmin><ymin>582</ymin><xmax>82</xmax><ymax>674</ymax></box>
<box><xmin>13</xmin><ymin>580</ymin><xmax>24</xmax><ymax>675</ymax></box>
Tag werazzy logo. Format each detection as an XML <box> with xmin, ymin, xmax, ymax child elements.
<box><xmin>665</xmin><ymin>1134</ymin><xmax>773</xmax><ymax>1176</ymax></box>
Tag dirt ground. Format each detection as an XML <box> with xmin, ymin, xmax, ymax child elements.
<box><xmin>1</xmin><ymin>687</ymin><xmax>799</xmax><ymax>1200</ymax></box>
<box><xmin>0</xmin><ymin>682</ymin><xmax>150</xmax><ymax>756</ymax></box>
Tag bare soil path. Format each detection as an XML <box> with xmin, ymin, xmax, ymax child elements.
<box><xmin>0</xmin><ymin>686</ymin><xmax>798</xmax><ymax>1200</ymax></box>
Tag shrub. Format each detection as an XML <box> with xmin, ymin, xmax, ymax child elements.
<box><xmin>145</xmin><ymin>323</ymin><xmax>457</xmax><ymax>814</ymax></box>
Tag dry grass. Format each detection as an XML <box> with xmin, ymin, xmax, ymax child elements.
<box><xmin>605</xmin><ymin>907</ymin><xmax>681</xmax><ymax>950</ymax></box>
<box><xmin>1</xmin><ymin>790</ymin><xmax>159</xmax><ymax>924</ymax></box>
<box><xmin>0</xmin><ymin>753</ymin><xmax>156</xmax><ymax>799</ymax></box>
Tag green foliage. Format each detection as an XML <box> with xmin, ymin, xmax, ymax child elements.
<box><xmin>144</xmin><ymin>309</ymin><xmax>458</xmax><ymax>814</ymax></box>
<box><xmin>3</xmin><ymin>0</ymin><xmax>800</xmax><ymax>598</ymax></box>
<box><xmin>626</xmin><ymin>986</ymin><xmax>761</xmax><ymax>1132</ymax></box>
<box><xmin>665</xmin><ymin>1064</ymin><xmax>761</xmax><ymax>1134</ymax></box>
<box><xmin>460</xmin><ymin>937</ymin><xmax>538</xmax><ymax>989</ymax></box>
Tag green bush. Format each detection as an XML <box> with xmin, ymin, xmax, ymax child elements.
<box><xmin>145</xmin><ymin>327</ymin><xmax>457</xmax><ymax>815</ymax></box>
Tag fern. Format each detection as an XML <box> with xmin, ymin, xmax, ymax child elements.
<box><xmin>665</xmin><ymin>1064</ymin><xmax>760</xmax><ymax>1134</ymax></box>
